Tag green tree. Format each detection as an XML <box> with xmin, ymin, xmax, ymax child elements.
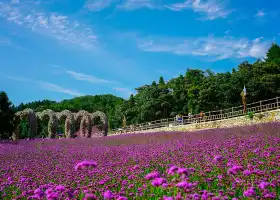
<box><xmin>158</xmin><ymin>76</ymin><xmax>165</xmax><ymax>87</ymax></box>
<box><xmin>266</xmin><ymin>43</ymin><xmax>280</xmax><ymax>63</ymax></box>
<box><xmin>0</xmin><ymin>91</ymin><xmax>14</xmax><ymax>139</ymax></box>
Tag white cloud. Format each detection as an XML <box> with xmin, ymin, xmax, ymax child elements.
<box><xmin>37</xmin><ymin>81</ymin><xmax>84</xmax><ymax>96</ymax></box>
<box><xmin>7</xmin><ymin>75</ymin><xmax>84</xmax><ymax>96</ymax></box>
<box><xmin>7</xmin><ymin>76</ymin><xmax>30</xmax><ymax>82</ymax></box>
<box><xmin>0</xmin><ymin>1</ymin><xmax>97</xmax><ymax>49</ymax></box>
<box><xmin>165</xmin><ymin>0</ymin><xmax>232</xmax><ymax>20</ymax></box>
<box><xmin>0</xmin><ymin>38</ymin><xmax>9</xmax><ymax>44</ymax></box>
<box><xmin>117</xmin><ymin>0</ymin><xmax>159</xmax><ymax>10</ymax></box>
<box><xmin>51</xmin><ymin>65</ymin><xmax>119</xmax><ymax>85</ymax></box>
<box><xmin>83</xmin><ymin>0</ymin><xmax>231</xmax><ymax>18</ymax></box>
<box><xmin>138</xmin><ymin>36</ymin><xmax>271</xmax><ymax>61</ymax></box>
<box><xmin>255</xmin><ymin>10</ymin><xmax>265</xmax><ymax>17</ymax></box>
<box><xmin>225</xmin><ymin>29</ymin><xmax>231</xmax><ymax>35</ymax></box>
<box><xmin>138</xmin><ymin>40</ymin><xmax>154</xmax><ymax>48</ymax></box>
<box><xmin>65</xmin><ymin>70</ymin><xmax>118</xmax><ymax>85</ymax></box>
<box><xmin>84</xmin><ymin>0</ymin><xmax>116</xmax><ymax>11</ymax></box>
<box><xmin>11</xmin><ymin>0</ymin><xmax>20</xmax><ymax>4</ymax></box>
<box><xmin>85</xmin><ymin>0</ymin><xmax>165</xmax><ymax>11</ymax></box>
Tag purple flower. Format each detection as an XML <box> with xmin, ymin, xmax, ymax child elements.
<box><xmin>214</xmin><ymin>155</ymin><xmax>223</xmax><ymax>162</ymax></box>
<box><xmin>176</xmin><ymin>181</ymin><xmax>192</xmax><ymax>189</ymax></box>
<box><xmin>151</xmin><ymin>178</ymin><xmax>166</xmax><ymax>187</ymax></box>
<box><xmin>227</xmin><ymin>168</ymin><xmax>236</xmax><ymax>175</ymax></box>
<box><xmin>232</xmin><ymin>165</ymin><xmax>243</xmax><ymax>171</ymax></box>
<box><xmin>55</xmin><ymin>185</ymin><xmax>65</xmax><ymax>192</ymax></box>
<box><xmin>84</xmin><ymin>193</ymin><xmax>97</xmax><ymax>200</ymax></box>
<box><xmin>103</xmin><ymin>190</ymin><xmax>113</xmax><ymax>200</ymax></box>
<box><xmin>243</xmin><ymin>169</ymin><xmax>252</xmax><ymax>176</ymax></box>
<box><xmin>258</xmin><ymin>181</ymin><xmax>270</xmax><ymax>190</ymax></box>
<box><xmin>122</xmin><ymin>180</ymin><xmax>128</xmax><ymax>185</ymax></box>
<box><xmin>177</xmin><ymin>168</ymin><xmax>188</xmax><ymax>175</ymax></box>
<box><xmin>133</xmin><ymin>165</ymin><xmax>139</xmax><ymax>170</ymax></box>
<box><xmin>34</xmin><ymin>188</ymin><xmax>42</xmax><ymax>195</ymax></box>
<box><xmin>145</xmin><ymin>171</ymin><xmax>160</xmax><ymax>180</ymax></box>
<box><xmin>46</xmin><ymin>192</ymin><xmax>59</xmax><ymax>199</ymax></box>
<box><xmin>243</xmin><ymin>188</ymin><xmax>256</xmax><ymax>197</ymax></box>
<box><xmin>192</xmin><ymin>193</ymin><xmax>200</xmax><ymax>199</ymax></box>
<box><xmin>253</xmin><ymin>148</ymin><xmax>260</xmax><ymax>153</ymax></box>
<box><xmin>167</xmin><ymin>166</ymin><xmax>178</xmax><ymax>175</ymax></box>
<box><xmin>116</xmin><ymin>196</ymin><xmax>128</xmax><ymax>200</ymax></box>
<box><xmin>74</xmin><ymin>161</ymin><xmax>97</xmax><ymax>170</ymax></box>
<box><xmin>263</xmin><ymin>193</ymin><xmax>276</xmax><ymax>198</ymax></box>
<box><xmin>163</xmin><ymin>196</ymin><xmax>173</xmax><ymax>200</ymax></box>
<box><xmin>201</xmin><ymin>191</ymin><xmax>210</xmax><ymax>200</ymax></box>
<box><xmin>217</xmin><ymin>174</ymin><xmax>223</xmax><ymax>180</ymax></box>
<box><xmin>45</xmin><ymin>188</ymin><xmax>53</xmax><ymax>195</ymax></box>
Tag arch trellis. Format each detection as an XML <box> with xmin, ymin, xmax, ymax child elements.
<box><xmin>14</xmin><ymin>109</ymin><xmax>37</xmax><ymax>139</ymax></box>
<box><xmin>75</xmin><ymin>110</ymin><xmax>92</xmax><ymax>138</ymax></box>
<box><xmin>37</xmin><ymin>109</ymin><xmax>59</xmax><ymax>139</ymax></box>
<box><xmin>13</xmin><ymin>109</ymin><xmax>109</xmax><ymax>139</ymax></box>
<box><xmin>91</xmin><ymin>111</ymin><xmax>108</xmax><ymax>137</ymax></box>
<box><xmin>57</xmin><ymin>110</ymin><xmax>75</xmax><ymax>138</ymax></box>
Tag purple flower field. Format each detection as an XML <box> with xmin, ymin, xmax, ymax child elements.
<box><xmin>0</xmin><ymin>123</ymin><xmax>280</xmax><ymax>200</ymax></box>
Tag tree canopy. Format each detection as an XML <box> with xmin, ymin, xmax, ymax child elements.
<box><xmin>0</xmin><ymin>91</ymin><xmax>15</xmax><ymax>139</ymax></box>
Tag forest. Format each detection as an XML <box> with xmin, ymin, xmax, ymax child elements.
<box><xmin>1</xmin><ymin>43</ymin><xmax>280</xmax><ymax>139</ymax></box>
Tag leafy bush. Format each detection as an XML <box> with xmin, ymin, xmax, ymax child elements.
<box><xmin>246</xmin><ymin>111</ymin><xmax>254</xmax><ymax>120</ymax></box>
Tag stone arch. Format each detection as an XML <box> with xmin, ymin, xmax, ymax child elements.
<box><xmin>37</xmin><ymin>109</ymin><xmax>58</xmax><ymax>138</ymax></box>
<box><xmin>90</xmin><ymin>111</ymin><xmax>108</xmax><ymax>137</ymax></box>
<box><xmin>57</xmin><ymin>110</ymin><xmax>75</xmax><ymax>138</ymax></box>
<box><xmin>15</xmin><ymin>109</ymin><xmax>37</xmax><ymax>139</ymax></box>
<box><xmin>74</xmin><ymin>110</ymin><xmax>91</xmax><ymax>138</ymax></box>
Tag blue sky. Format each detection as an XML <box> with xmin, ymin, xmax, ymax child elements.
<box><xmin>0</xmin><ymin>0</ymin><xmax>280</xmax><ymax>105</ymax></box>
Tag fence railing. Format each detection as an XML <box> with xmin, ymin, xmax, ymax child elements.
<box><xmin>110</xmin><ymin>97</ymin><xmax>280</xmax><ymax>135</ymax></box>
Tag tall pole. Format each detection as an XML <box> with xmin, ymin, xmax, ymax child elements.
<box><xmin>241</xmin><ymin>85</ymin><xmax>247</xmax><ymax>113</ymax></box>
<box><xmin>122</xmin><ymin>115</ymin><xmax>127</xmax><ymax>132</ymax></box>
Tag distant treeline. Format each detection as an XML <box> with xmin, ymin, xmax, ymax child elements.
<box><xmin>1</xmin><ymin>43</ymin><xmax>280</xmax><ymax>139</ymax></box>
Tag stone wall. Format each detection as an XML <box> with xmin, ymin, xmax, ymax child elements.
<box><xmin>109</xmin><ymin>109</ymin><xmax>280</xmax><ymax>135</ymax></box>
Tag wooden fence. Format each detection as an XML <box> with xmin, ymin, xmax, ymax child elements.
<box><xmin>110</xmin><ymin>97</ymin><xmax>280</xmax><ymax>134</ymax></box>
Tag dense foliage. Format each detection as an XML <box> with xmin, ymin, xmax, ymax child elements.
<box><xmin>0</xmin><ymin>91</ymin><xmax>15</xmax><ymax>139</ymax></box>
<box><xmin>0</xmin><ymin>123</ymin><xmax>279</xmax><ymax>199</ymax></box>
<box><xmin>1</xmin><ymin>43</ymin><xmax>280</xmax><ymax>139</ymax></box>
<box><xmin>112</xmin><ymin>43</ymin><xmax>280</xmax><ymax>127</ymax></box>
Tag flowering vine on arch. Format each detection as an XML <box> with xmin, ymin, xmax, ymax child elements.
<box><xmin>37</xmin><ymin>109</ymin><xmax>59</xmax><ymax>138</ymax></box>
<box><xmin>90</xmin><ymin>111</ymin><xmax>108</xmax><ymax>137</ymax></box>
<box><xmin>14</xmin><ymin>109</ymin><xmax>37</xmax><ymax>139</ymax></box>
<box><xmin>57</xmin><ymin>110</ymin><xmax>75</xmax><ymax>138</ymax></box>
<box><xmin>75</xmin><ymin>110</ymin><xmax>91</xmax><ymax>138</ymax></box>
